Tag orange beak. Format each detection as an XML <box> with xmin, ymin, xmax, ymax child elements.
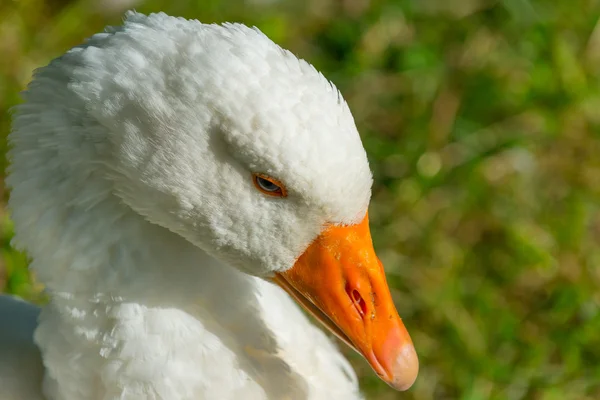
<box><xmin>273</xmin><ymin>213</ymin><xmax>418</xmax><ymax>391</ymax></box>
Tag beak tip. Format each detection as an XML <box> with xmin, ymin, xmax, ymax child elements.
<box><xmin>387</xmin><ymin>344</ymin><xmax>419</xmax><ymax>391</ymax></box>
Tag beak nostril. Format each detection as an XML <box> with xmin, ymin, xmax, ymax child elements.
<box><xmin>345</xmin><ymin>283</ymin><xmax>367</xmax><ymax>317</ymax></box>
<box><xmin>353</xmin><ymin>290</ymin><xmax>367</xmax><ymax>317</ymax></box>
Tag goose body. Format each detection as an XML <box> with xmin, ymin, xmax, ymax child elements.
<box><xmin>1</xmin><ymin>12</ymin><xmax>418</xmax><ymax>400</ymax></box>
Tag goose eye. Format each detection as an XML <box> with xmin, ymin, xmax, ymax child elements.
<box><xmin>252</xmin><ymin>173</ymin><xmax>287</xmax><ymax>197</ymax></box>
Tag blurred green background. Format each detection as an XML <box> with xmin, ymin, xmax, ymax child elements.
<box><xmin>2</xmin><ymin>0</ymin><xmax>600</xmax><ymax>399</ymax></box>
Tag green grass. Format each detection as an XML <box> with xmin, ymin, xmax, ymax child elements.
<box><xmin>2</xmin><ymin>0</ymin><xmax>600</xmax><ymax>399</ymax></box>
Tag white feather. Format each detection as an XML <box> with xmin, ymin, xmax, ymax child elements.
<box><xmin>3</xmin><ymin>11</ymin><xmax>373</xmax><ymax>400</ymax></box>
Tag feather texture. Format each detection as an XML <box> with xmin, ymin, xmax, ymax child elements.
<box><xmin>3</xmin><ymin>11</ymin><xmax>374</xmax><ymax>400</ymax></box>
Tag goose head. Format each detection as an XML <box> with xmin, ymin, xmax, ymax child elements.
<box><xmin>29</xmin><ymin>12</ymin><xmax>418</xmax><ymax>391</ymax></box>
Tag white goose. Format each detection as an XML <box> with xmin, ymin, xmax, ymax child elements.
<box><xmin>0</xmin><ymin>11</ymin><xmax>418</xmax><ymax>400</ymax></box>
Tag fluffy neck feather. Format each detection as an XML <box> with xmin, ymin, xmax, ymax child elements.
<box><xmin>32</xmin><ymin>183</ymin><xmax>300</xmax><ymax>399</ymax></box>
<box><xmin>12</xmin><ymin>151</ymin><xmax>359</xmax><ymax>399</ymax></box>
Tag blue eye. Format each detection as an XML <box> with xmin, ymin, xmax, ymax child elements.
<box><xmin>252</xmin><ymin>173</ymin><xmax>287</xmax><ymax>197</ymax></box>
<box><xmin>257</xmin><ymin>177</ymin><xmax>279</xmax><ymax>192</ymax></box>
